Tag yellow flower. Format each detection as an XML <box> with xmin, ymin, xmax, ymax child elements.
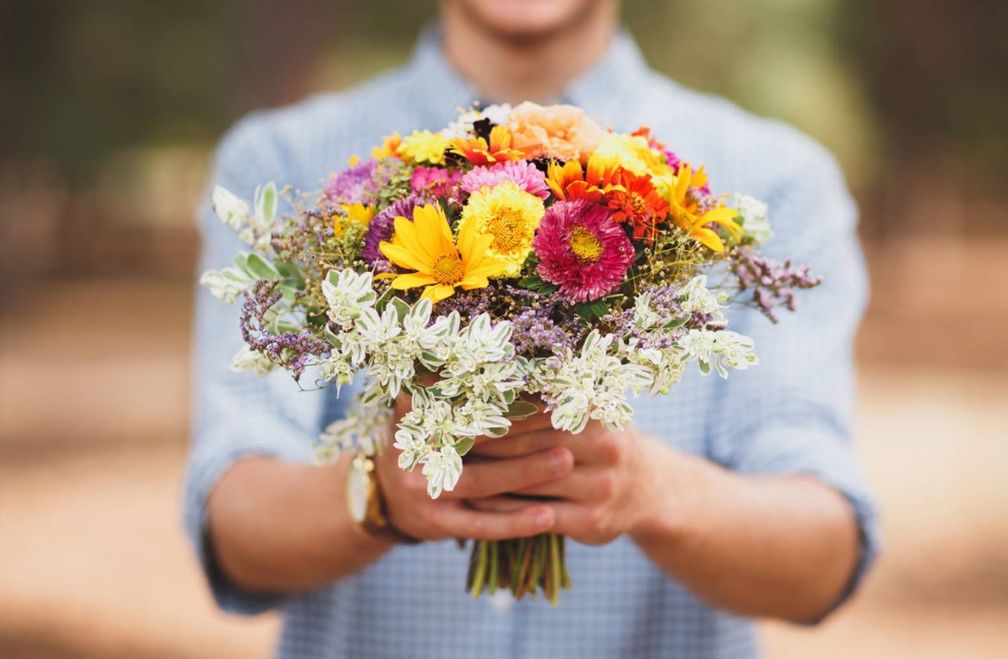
<box><xmin>593</xmin><ymin>132</ymin><xmax>674</xmax><ymax>195</ymax></box>
<box><xmin>398</xmin><ymin>130</ymin><xmax>450</xmax><ymax>165</ymax></box>
<box><xmin>379</xmin><ymin>204</ymin><xmax>507</xmax><ymax>302</ymax></box>
<box><xmin>460</xmin><ymin>181</ymin><xmax>544</xmax><ymax>277</ymax></box>
<box><xmin>668</xmin><ymin>163</ymin><xmax>742</xmax><ymax>253</ymax></box>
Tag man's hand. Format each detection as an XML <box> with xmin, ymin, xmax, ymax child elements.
<box><xmin>373</xmin><ymin>396</ymin><xmax>575</xmax><ymax>542</ymax></box>
<box><xmin>467</xmin><ymin>420</ymin><xmax>673</xmax><ymax>546</ymax></box>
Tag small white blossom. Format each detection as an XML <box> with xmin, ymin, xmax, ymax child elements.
<box><xmin>732</xmin><ymin>194</ymin><xmax>772</xmax><ymax>245</ymax></box>
<box><xmin>211</xmin><ymin>185</ymin><xmax>251</xmax><ymax>231</ymax></box>
<box><xmin>677</xmin><ymin>329</ymin><xmax>758</xmax><ymax>378</ymax></box>
<box><xmin>421</xmin><ymin>445</ymin><xmax>463</xmax><ymax>498</ymax></box>
<box><xmin>229</xmin><ymin>346</ymin><xmax>275</xmax><ymax>376</ymax></box>
<box><xmin>212</xmin><ymin>183</ymin><xmax>279</xmax><ymax>251</ymax></box>
<box><xmin>678</xmin><ymin>275</ymin><xmax>727</xmax><ymax>321</ymax></box>
<box><xmin>632</xmin><ymin>291</ymin><xmax>661</xmax><ymax>330</ymax></box>
<box><xmin>443</xmin><ymin>103</ymin><xmax>514</xmax><ymax>138</ymax></box>
<box><xmin>393</xmin><ymin>428</ymin><xmax>429</xmax><ymax>470</ymax></box>
<box><xmin>322</xmin><ymin>269</ymin><xmax>377</xmax><ymax>327</ymax></box>
<box><xmin>317</xmin><ymin>400</ymin><xmax>392</xmax><ymax>459</ymax></box>
<box><xmin>200</xmin><ymin>267</ymin><xmax>254</xmax><ymax>303</ymax></box>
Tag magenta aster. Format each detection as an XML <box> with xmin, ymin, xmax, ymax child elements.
<box><xmin>533</xmin><ymin>200</ymin><xmax>634</xmax><ymax>302</ymax></box>
<box><xmin>410</xmin><ymin>166</ymin><xmax>462</xmax><ymax>199</ymax></box>
<box><xmin>459</xmin><ymin>160</ymin><xmax>550</xmax><ymax>200</ymax></box>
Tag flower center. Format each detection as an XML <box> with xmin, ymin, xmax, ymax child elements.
<box><xmin>486</xmin><ymin>208</ymin><xmax>527</xmax><ymax>255</ymax></box>
<box><xmin>569</xmin><ymin>225</ymin><xmax>603</xmax><ymax>262</ymax></box>
<box><xmin>432</xmin><ymin>252</ymin><xmax>464</xmax><ymax>285</ymax></box>
<box><xmin>629</xmin><ymin>192</ymin><xmax>648</xmax><ymax>216</ymax></box>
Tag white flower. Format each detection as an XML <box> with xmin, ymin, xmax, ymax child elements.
<box><xmin>317</xmin><ymin>400</ymin><xmax>393</xmax><ymax>459</ymax></box>
<box><xmin>200</xmin><ymin>267</ymin><xmax>254</xmax><ymax>303</ymax></box>
<box><xmin>212</xmin><ymin>183</ymin><xmax>280</xmax><ymax>251</ymax></box>
<box><xmin>421</xmin><ymin>445</ymin><xmax>463</xmax><ymax>498</ymax></box>
<box><xmin>443</xmin><ymin>104</ymin><xmax>514</xmax><ymax>139</ymax></box>
<box><xmin>732</xmin><ymin>194</ymin><xmax>772</xmax><ymax>245</ymax></box>
<box><xmin>317</xmin><ymin>353</ymin><xmax>355</xmax><ymax>388</ymax></box>
<box><xmin>537</xmin><ymin>331</ymin><xmax>652</xmax><ymax>433</ymax></box>
<box><xmin>393</xmin><ymin>428</ymin><xmax>429</xmax><ymax>470</ymax></box>
<box><xmin>322</xmin><ymin>269</ymin><xmax>377</xmax><ymax>327</ymax></box>
<box><xmin>211</xmin><ymin>185</ymin><xmax>251</xmax><ymax>231</ymax></box>
<box><xmin>632</xmin><ymin>291</ymin><xmax>661</xmax><ymax>330</ymax></box>
<box><xmin>678</xmin><ymin>275</ymin><xmax>727</xmax><ymax>321</ymax></box>
<box><xmin>229</xmin><ymin>346</ymin><xmax>275</xmax><ymax>376</ymax></box>
<box><xmin>677</xmin><ymin>329</ymin><xmax>758</xmax><ymax>378</ymax></box>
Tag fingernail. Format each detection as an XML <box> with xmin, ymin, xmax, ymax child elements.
<box><xmin>534</xmin><ymin>510</ymin><xmax>553</xmax><ymax>526</ymax></box>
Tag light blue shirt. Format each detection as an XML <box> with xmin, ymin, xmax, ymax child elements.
<box><xmin>185</xmin><ymin>26</ymin><xmax>879</xmax><ymax>659</ymax></box>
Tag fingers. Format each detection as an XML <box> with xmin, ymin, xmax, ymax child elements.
<box><xmin>447</xmin><ymin>446</ymin><xmax>574</xmax><ymax>499</ymax></box>
<box><xmin>432</xmin><ymin>503</ymin><xmax>555</xmax><ymax>541</ymax></box>
<box><xmin>467</xmin><ymin>495</ymin><xmax>543</xmax><ymax>513</ymax></box>
<box><xmin>511</xmin><ymin>468</ymin><xmax>605</xmax><ymax>501</ymax></box>
<box><xmin>472</xmin><ymin>428</ymin><xmax>569</xmax><ymax>458</ymax></box>
<box><xmin>504</xmin><ymin>409</ymin><xmax>554</xmax><ymax>435</ymax></box>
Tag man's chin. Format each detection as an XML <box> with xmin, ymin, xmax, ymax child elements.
<box><xmin>454</xmin><ymin>0</ymin><xmax>603</xmax><ymax>46</ymax></box>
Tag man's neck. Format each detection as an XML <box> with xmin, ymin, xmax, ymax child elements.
<box><xmin>440</xmin><ymin>3</ymin><xmax>618</xmax><ymax>105</ymax></box>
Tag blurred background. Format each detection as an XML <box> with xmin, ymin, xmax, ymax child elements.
<box><xmin>1</xmin><ymin>0</ymin><xmax>1006</xmax><ymax>657</ymax></box>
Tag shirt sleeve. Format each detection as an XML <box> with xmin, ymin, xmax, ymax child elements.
<box><xmin>181</xmin><ymin>115</ymin><xmax>323</xmax><ymax>615</ymax></box>
<box><xmin>706</xmin><ymin>135</ymin><xmax>881</xmax><ymax>620</ymax></box>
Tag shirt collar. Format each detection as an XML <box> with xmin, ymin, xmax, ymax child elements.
<box><xmin>404</xmin><ymin>23</ymin><xmax>653</xmax><ymax>131</ymax></box>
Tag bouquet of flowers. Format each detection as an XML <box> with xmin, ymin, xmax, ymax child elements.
<box><xmin>201</xmin><ymin>102</ymin><xmax>821</xmax><ymax>603</ymax></box>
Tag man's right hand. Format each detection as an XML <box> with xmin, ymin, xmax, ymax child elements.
<box><xmin>373</xmin><ymin>396</ymin><xmax>573</xmax><ymax>542</ymax></box>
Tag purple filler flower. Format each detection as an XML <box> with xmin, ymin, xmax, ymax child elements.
<box><xmin>459</xmin><ymin>160</ymin><xmax>550</xmax><ymax>199</ymax></box>
<box><xmin>361</xmin><ymin>195</ymin><xmax>426</xmax><ymax>265</ymax></box>
<box><xmin>324</xmin><ymin>159</ymin><xmax>379</xmax><ymax>205</ymax></box>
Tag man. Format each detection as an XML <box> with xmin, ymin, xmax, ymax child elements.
<box><xmin>185</xmin><ymin>0</ymin><xmax>879</xmax><ymax>657</ymax></box>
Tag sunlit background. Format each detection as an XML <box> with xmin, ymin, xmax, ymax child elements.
<box><xmin>1</xmin><ymin>0</ymin><xmax>1006</xmax><ymax>657</ymax></box>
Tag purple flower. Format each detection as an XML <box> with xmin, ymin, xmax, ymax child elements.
<box><xmin>459</xmin><ymin>160</ymin><xmax>550</xmax><ymax>200</ymax></box>
<box><xmin>361</xmin><ymin>195</ymin><xmax>426</xmax><ymax>265</ymax></box>
<box><xmin>324</xmin><ymin>159</ymin><xmax>379</xmax><ymax>205</ymax></box>
<box><xmin>240</xmin><ymin>280</ymin><xmax>329</xmax><ymax>381</ymax></box>
<box><xmin>731</xmin><ymin>247</ymin><xmax>822</xmax><ymax>323</ymax></box>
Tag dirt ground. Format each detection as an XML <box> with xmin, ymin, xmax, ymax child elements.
<box><xmin>2</xmin><ymin>250</ymin><xmax>1006</xmax><ymax>657</ymax></box>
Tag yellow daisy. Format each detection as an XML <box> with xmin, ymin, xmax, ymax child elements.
<box><xmin>398</xmin><ymin>130</ymin><xmax>450</xmax><ymax>165</ymax></box>
<box><xmin>379</xmin><ymin>204</ymin><xmax>507</xmax><ymax>302</ymax></box>
<box><xmin>460</xmin><ymin>181</ymin><xmax>545</xmax><ymax>277</ymax></box>
<box><xmin>668</xmin><ymin>163</ymin><xmax>743</xmax><ymax>253</ymax></box>
<box><xmin>593</xmin><ymin>132</ymin><xmax>675</xmax><ymax>195</ymax></box>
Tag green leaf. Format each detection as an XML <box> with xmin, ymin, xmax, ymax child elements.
<box><xmin>454</xmin><ymin>437</ymin><xmax>476</xmax><ymax>456</ymax></box>
<box><xmin>374</xmin><ymin>287</ymin><xmax>394</xmax><ymax>314</ymax></box>
<box><xmin>484</xmin><ymin>426</ymin><xmax>509</xmax><ymax>438</ymax></box>
<box><xmin>389</xmin><ymin>297</ymin><xmax>410</xmax><ymax>323</ymax></box>
<box><xmin>575</xmin><ymin>299</ymin><xmax>609</xmax><ymax>322</ymax></box>
<box><xmin>256</xmin><ymin>182</ymin><xmax>277</xmax><ymax>223</ymax></box>
<box><xmin>245</xmin><ymin>253</ymin><xmax>280</xmax><ymax>279</ymax></box>
<box><xmin>518</xmin><ymin>274</ymin><xmax>558</xmax><ymax>295</ymax></box>
<box><xmin>505</xmin><ymin>399</ymin><xmax>539</xmax><ymax>420</ymax></box>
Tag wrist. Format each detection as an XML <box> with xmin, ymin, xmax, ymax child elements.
<box><xmin>627</xmin><ymin>435</ymin><xmax>703</xmax><ymax>548</ymax></box>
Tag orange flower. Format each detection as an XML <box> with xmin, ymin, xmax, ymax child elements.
<box><xmin>606</xmin><ymin>169</ymin><xmax>669</xmax><ymax>243</ymax></box>
<box><xmin>507</xmin><ymin>102</ymin><xmax>604</xmax><ymax>163</ymax></box>
<box><xmin>372</xmin><ymin>132</ymin><xmax>402</xmax><ymax>160</ymax></box>
<box><xmin>449</xmin><ymin>125</ymin><xmax>524</xmax><ymax>165</ymax></box>
<box><xmin>545</xmin><ymin>154</ymin><xmax>620</xmax><ymax>202</ymax></box>
<box><xmin>668</xmin><ymin>163</ymin><xmax>742</xmax><ymax>253</ymax></box>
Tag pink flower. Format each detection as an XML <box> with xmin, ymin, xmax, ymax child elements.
<box><xmin>410</xmin><ymin>166</ymin><xmax>462</xmax><ymax>199</ymax></box>
<box><xmin>533</xmin><ymin>200</ymin><xmax>635</xmax><ymax>302</ymax></box>
<box><xmin>459</xmin><ymin>160</ymin><xmax>550</xmax><ymax>200</ymax></box>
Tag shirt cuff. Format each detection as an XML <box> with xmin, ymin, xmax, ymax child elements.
<box><xmin>725</xmin><ymin>421</ymin><xmax>881</xmax><ymax>622</ymax></box>
<box><xmin>182</xmin><ymin>434</ymin><xmax>312</xmax><ymax>615</ymax></box>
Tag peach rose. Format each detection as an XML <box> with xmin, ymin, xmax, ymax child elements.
<box><xmin>507</xmin><ymin>102</ymin><xmax>604</xmax><ymax>163</ymax></box>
